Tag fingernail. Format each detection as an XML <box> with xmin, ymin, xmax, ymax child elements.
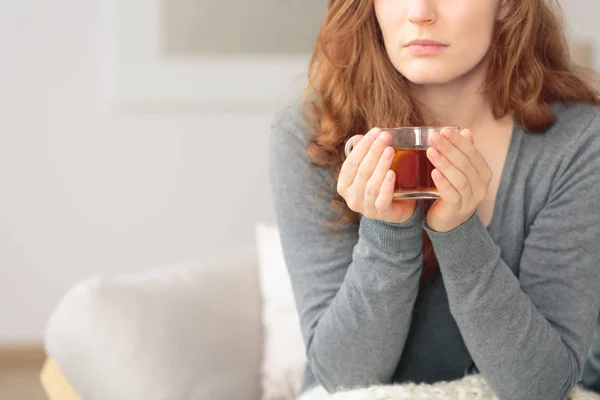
<box><xmin>384</xmin><ymin>147</ymin><xmax>393</xmax><ymax>159</ymax></box>
<box><xmin>430</xmin><ymin>132</ymin><xmax>441</xmax><ymax>144</ymax></box>
<box><xmin>368</xmin><ymin>128</ymin><xmax>380</xmax><ymax>138</ymax></box>
<box><xmin>441</xmin><ymin>128</ymin><xmax>452</xmax><ymax>138</ymax></box>
<box><xmin>377</xmin><ymin>132</ymin><xmax>389</xmax><ymax>142</ymax></box>
<box><xmin>428</xmin><ymin>147</ymin><xmax>438</xmax><ymax>159</ymax></box>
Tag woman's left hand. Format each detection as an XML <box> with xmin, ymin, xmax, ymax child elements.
<box><xmin>426</xmin><ymin>127</ymin><xmax>493</xmax><ymax>233</ymax></box>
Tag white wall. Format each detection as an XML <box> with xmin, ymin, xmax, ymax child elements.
<box><xmin>0</xmin><ymin>1</ymin><xmax>277</xmax><ymax>341</ymax></box>
<box><xmin>1</xmin><ymin>1</ymin><xmax>598</xmax><ymax>342</ymax></box>
<box><xmin>561</xmin><ymin>0</ymin><xmax>600</xmax><ymax>71</ymax></box>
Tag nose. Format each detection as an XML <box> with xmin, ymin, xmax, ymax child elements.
<box><xmin>407</xmin><ymin>0</ymin><xmax>437</xmax><ymax>25</ymax></box>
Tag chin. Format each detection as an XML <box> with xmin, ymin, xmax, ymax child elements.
<box><xmin>399</xmin><ymin>67</ymin><xmax>458</xmax><ymax>86</ymax></box>
<box><xmin>392</xmin><ymin>56</ymin><xmax>470</xmax><ymax>86</ymax></box>
<box><xmin>396</xmin><ymin>51</ymin><xmax>491</xmax><ymax>86</ymax></box>
<box><xmin>403</xmin><ymin>74</ymin><xmax>453</xmax><ymax>85</ymax></box>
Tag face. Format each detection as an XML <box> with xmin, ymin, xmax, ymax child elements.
<box><xmin>373</xmin><ymin>0</ymin><xmax>510</xmax><ymax>85</ymax></box>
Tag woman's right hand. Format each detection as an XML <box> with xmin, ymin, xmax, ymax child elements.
<box><xmin>338</xmin><ymin>128</ymin><xmax>417</xmax><ymax>224</ymax></box>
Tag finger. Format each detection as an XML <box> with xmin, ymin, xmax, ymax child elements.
<box><xmin>461</xmin><ymin>128</ymin><xmax>475</xmax><ymax>144</ymax></box>
<box><xmin>427</xmin><ymin>146</ymin><xmax>473</xmax><ymax>200</ymax></box>
<box><xmin>460</xmin><ymin>129</ymin><xmax>493</xmax><ymax>184</ymax></box>
<box><xmin>430</xmin><ymin>130</ymin><xmax>479</xmax><ymax>188</ymax></box>
<box><xmin>431</xmin><ymin>168</ymin><xmax>461</xmax><ymax>207</ymax></box>
<box><xmin>374</xmin><ymin>170</ymin><xmax>397</xmax><ymax>214</ymax></box>
<box><xmin>441</xmin><ymin>128</ymin><xmax>490</xmax><ymax>178</ymax></box>
<box><xmin>352</xmin><ymin>135</ymin><xmax>364</xmax><ymax>147</ymax></box>
<box><xmin>338</xmin><ymin>128</ymin><xmax>381</xmax><ymax>191</ymax></box>
<box><xmin>351</xmin><ymin>130</ymin><xmax>391</xmax><ymax>191</ymax></box>
<box><xmin>364</xmin><ymin>146</ymin><xmax>394</xmax><ymax>214</ymax></box>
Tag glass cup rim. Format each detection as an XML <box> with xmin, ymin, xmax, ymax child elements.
<box><xmin>380</xmin><ymin>125</ymin><xmax>460</xmax><ymax>131</ymax></box>
<box><xmin>343</xmin><ymin>125</ymin><xmax>460</xmax><ymax>157</ymax></box>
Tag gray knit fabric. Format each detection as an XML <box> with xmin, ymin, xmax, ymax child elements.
<box><xmin>269</xmin><ymin>100</ymin><xmax>600</xmax><ymax>400</ymax></box>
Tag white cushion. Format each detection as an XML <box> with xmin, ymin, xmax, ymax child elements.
<box><xmin>255</xmin><ymin>223</ymin><xmax>307</xmax><ymax>400</ymax></box>
<box><xmin>44</xmin><ymin>255</ymin><xmax>262</xmax><ymax>400</ymax></box>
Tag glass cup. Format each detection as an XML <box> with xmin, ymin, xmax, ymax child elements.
<box><xmin>344</xmin><ymin>126</ymin><xmax>459</xmax><ymax>200</ymax></box>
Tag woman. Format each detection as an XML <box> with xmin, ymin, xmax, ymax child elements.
<box><xmin>269</xmin><ymin>0</ymin><xmax>600</xmax><ymax>399</ymax></box>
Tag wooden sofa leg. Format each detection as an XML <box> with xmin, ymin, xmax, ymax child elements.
<box><xmin>40</xmin><ymin>357</ymin><xmax>82</xmax><ymax>400</ymax></box>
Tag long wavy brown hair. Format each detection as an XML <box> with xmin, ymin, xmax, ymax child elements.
<box><xmin>303</xmin><ymin>0</ymin><xmax>600</xmax><ymax>285</ymax></box>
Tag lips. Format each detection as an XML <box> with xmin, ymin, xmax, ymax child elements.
<box><xmin>406</xmin><ymin>39</ymin><xmax>446</xmax><ymax>47</ymax></box>
<box><xmin>405</xmin><ymin>39</ymin><xmax>448</xmax><ymax>55</ymax></box>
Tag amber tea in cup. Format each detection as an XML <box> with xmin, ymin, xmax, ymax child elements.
<box><xmin>344</xmin><ymin>126</ymin><xmax>459</xmax><ymax>200</ymax></box>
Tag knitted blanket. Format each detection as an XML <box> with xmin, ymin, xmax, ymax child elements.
<box><xmin>299</xmin><ymin>375</ymin><xmax>600</xmax><ymax>400</ymax></box>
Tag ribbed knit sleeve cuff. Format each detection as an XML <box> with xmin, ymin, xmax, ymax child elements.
<box><xmin>358</xmin><ymin>201</ymin><xmax>425</xmax><ymax>255</ymax></box>
<box><xmin>423</xmin><ymin>212</ymin><xmax>501</xmax><ymax>279</ymax></box>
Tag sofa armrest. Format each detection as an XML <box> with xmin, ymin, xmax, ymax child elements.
<box><xmin>44</xmin><ymin>249</ymin><xmax>262</xmax><ymax>400</ymax></box>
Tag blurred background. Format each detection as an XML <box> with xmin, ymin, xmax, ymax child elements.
<box><xmin>0</xmin><ymin>0</ymin><xmax>598</xmax><ymax>398</ymax></box>
<box><xmin>0</xmin><ymin>0</ymin><xmax>328</xmax><ymax>344</ymax></box>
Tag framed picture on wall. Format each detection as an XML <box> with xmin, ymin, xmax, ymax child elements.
<box><xmin>106</xmin><ymin>0</ymin><xmax>327</xmax><ymax>112</ymax></box>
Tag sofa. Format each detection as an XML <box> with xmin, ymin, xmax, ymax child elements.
<box><xmin>41</xmin><ymin>222</ymin><xmax>314</xmax><ymax>400</ymax></box>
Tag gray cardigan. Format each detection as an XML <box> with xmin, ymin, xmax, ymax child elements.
<box><xmin>269</xmin><ymin>100</ymin><xmax>600</xmax><ymax>400</ymax></box>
